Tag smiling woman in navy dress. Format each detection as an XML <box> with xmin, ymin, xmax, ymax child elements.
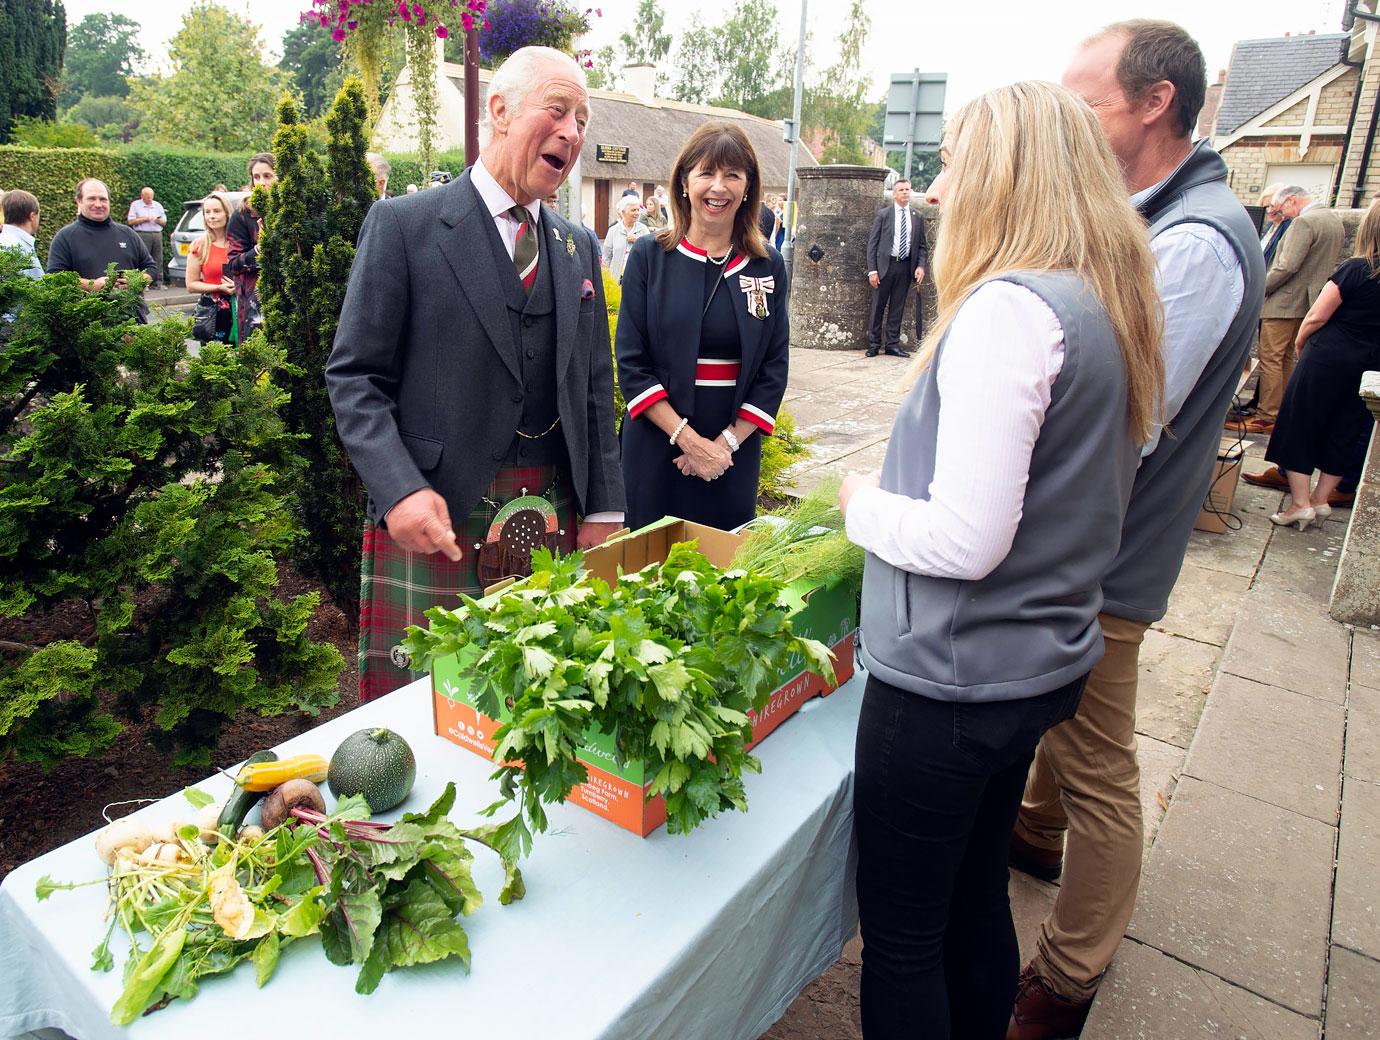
<box><xmin>615</xmin><ymin>122</ymin><xmax>789</xmax><ymax>531</ymax></box>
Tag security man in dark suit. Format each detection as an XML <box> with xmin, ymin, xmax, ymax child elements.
<box><xmin>864</xmin><ymin>178</ymin><xmax>928</xmax><ymax>357</ymax></box>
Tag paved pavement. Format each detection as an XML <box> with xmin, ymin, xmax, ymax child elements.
<box><xmin>760</xmin><ymin>346</ymin><xmax>1379</xmax><ymax>1039</ymax></box>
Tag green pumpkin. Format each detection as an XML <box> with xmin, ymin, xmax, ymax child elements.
<box><xmin>327</xmin><ymin>728</ymin><xmax>417</xmax><ymax>812</ymax></box>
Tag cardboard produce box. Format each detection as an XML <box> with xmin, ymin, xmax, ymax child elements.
<box><xmin>1194</xmin><ymin>436</ymin><xmax>1246</xmax><ymax>534</ymax></box>
<box><xmin>431</xmin><ymin>517</ymin><xmax>858</xmax><ymax>836</ymax></box>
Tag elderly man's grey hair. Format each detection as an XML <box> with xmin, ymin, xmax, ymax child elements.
<box><xmin>1276</xmin><ymin>185</ymin><xmax>1311</xmax><ymax>202</ymax></box>
<box><xmin>478</xmin><ymin>46</ymin><xmax>587</xmax><ymax>148</ymax></box>
<box><xmin>366</xmin><ymin>152</ymin><xmax>391</xmax><ymax>178</ymax></box>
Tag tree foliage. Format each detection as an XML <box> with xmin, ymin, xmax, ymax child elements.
<box><xmin>0</xmin><ymin>253</ymin><xmax>343</xmax><ymax>767</ymax></box>
<box><xmin>281</xmin><ymin>20</ymin><xmax>346</xmax><ymax>119</ymax></box>
<box><xmin>618</xmin><ymin>0</ymin><xmax>670</xmax><ymax>64</ymax></box>
<box><xmin>255</xmin><ymin>83</ymin><xmax>373</xmax><ymax>616</ymax></box>
<box><xmin>60</xmin><ymin>13</ymin><xmax>144</xmax><ymax>107</ymax></box>
<box><xmin>0</xmin><ymin>0</ymin><xmax>66</xmax><ymax>142</ymax></box>
<box><xmin>669</xmin><ymin>0</ymin><xmax>790</xmax><ymax>118</ymax></box>
<box><xmin>7</xmin><ymin>116</ymin><xmax>96</xmax><ymax>149</ymax></box>
<box><xmin>806</xmin><ymin>0</ymin><xmax>872</xmax><ymax>164</ymax></box>
<box><xmin>63</xmin><ymin>94</ymin><xmax>142</xmax><ymax>143</ymax></box>
<box><xmin>132</xmin><ymin>3</ymin><xmax>283</xmax><ymax>153</ymax></box>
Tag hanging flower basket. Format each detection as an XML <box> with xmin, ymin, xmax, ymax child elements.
<box><xmin>478</xmin><ymin>0</ymin><xmax>596</xmax><ymax>68</ymax></box>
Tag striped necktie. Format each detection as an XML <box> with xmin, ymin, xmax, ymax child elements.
<box><xmin>897</xmin><ymin>207</ymin><xmax>909</xmax><ymax>259</ymax></box>
<box><xmin>508</xmin><ymin>205</ymin><xmax>539</xmax><ymax>293</ymax></box>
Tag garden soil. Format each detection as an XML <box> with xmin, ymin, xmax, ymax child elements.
<box><xmin>0</xmin><ymin>570</ymin><xmax>358</xmax><ymax>883</ymax></box>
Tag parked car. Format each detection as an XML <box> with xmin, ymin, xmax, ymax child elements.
<box><xmin>166</xmin><ymin>192</ymin><xmax>248</xmax><ymax>287</ymax></box>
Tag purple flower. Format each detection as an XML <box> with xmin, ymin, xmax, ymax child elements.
<box><xmin>436</xmin><ymin>23</ymin><xmax>449</xmax><ymax>36</ymax></box>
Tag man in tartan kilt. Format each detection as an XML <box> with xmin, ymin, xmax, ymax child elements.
<box><xmin>327</xmin><ymin>47</ymin><xmax>626</xmax><ymax>701</ymax></box>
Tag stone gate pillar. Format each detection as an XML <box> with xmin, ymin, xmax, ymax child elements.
<box><xmin>789</xmin><ymin>166</ymin><xmax>887</xmax><ymax>351</ymax></box>
<box><xmin>1330</xmin><ymin>371</ymin><xmax>1380</xmax><ymax>625</ymax></box>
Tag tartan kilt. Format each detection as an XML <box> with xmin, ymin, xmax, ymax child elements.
<box><xmin>358</xmin><ymin>464</ymin><xmax>579</xmax><ymax>703</ymax></box>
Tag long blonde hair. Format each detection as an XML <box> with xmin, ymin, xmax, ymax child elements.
<box><xmin>912</xmin><ymin>81</ymin><xmax>1164</xmax><ymax>443</ymax></box>
<box><xmin>192</xmin><ymin>192</ymin><xmax>234</xmax><ymax>265</ymax></box>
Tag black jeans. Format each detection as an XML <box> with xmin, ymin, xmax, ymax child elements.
<box><xmin>854</xmin><ymin>673</ymin><xmax>1086</xmax><ymax>1039</ymax></box>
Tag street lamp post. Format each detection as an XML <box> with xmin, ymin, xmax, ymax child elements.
<box><xmin>781</xmin><ymin>0</ymin><xmax>807</xmax><ymax>278</ymax></box>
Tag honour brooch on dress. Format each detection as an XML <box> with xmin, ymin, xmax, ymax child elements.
<box><xmin>739</xmin><ymin>275</ymin><xmax>774</xmax><ymax>319</ymax></box>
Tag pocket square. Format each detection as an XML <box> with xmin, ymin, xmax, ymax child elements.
<box><xmin>580</xmin><ymin>278</ymin><xmax>595</xmax><ymax>301</ymax></box>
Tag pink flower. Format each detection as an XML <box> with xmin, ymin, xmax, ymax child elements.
<box><xmin>436</xmin><ymin>23</ymin><xmax>449</xmax><ymax>36</ymax></box>
<box><xmin>332</xmin><ymin>26</ymin><xmax>346</xmax><ymax>40</ymax></box>
<box><xmin>461</xmin><ymin>11</ymin><xmax>473</xmax><ymax>29</ymax></box>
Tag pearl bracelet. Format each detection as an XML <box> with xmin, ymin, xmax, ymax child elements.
<box><xmin>669</xmin><ymin>418</ymin><xmax>689</xmax><ymax>445</ymax></box>
<box><xmin>721</xmin><ymin>427</ymin><xmax>740</xmax><ymax>453</ymax></box>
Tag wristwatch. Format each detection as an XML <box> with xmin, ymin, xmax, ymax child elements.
<box><xmin>721</xmin><ymin>428</ymin><xmax>740</xmax><ymax>453</ymax></box>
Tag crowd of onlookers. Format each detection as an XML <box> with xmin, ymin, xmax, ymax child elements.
<box><xmin>598</xmin><ymin>178</ymin><xmax>789</xmax><ymax>283</ymax></box>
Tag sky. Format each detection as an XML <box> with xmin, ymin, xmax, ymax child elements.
<box><xmin>64</xmin><ymin>0</ymin><xmax>1352</xmax><ymax>117</ymax></box>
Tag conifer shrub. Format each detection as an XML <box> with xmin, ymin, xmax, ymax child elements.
<box><xmin>255</xmin><ymin>82</ymin><xmax>375</xmax><ymax>617</ymax></box>
<box><xmin>0</xmin><ymin>253</ymin><xmax>343</xmax><ymax>767</ymax></box>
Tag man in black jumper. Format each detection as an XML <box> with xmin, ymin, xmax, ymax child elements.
<box><xmin>47</xmin><ymin>178</ymin><xmax>156</xmax><ymax>322</ymax></box>
<box><xmin>865</xmin><ymin>178</ymin><xmax>928</xmax><ymax>357</ymax></box>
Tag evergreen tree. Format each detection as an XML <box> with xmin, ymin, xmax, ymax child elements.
<box><xmin>0</xmin><ymin>0</ymin><xmax>67</xmax><ymax>141</ymax></box>
<box><xmin>60</xmin><ymin>13</ymin><xmax>143</xmax><ymax>107</ymax></box>
<box><xmin>255</xmin><ymin>82</ymin><xmax>373</xmax><ymax>617</ymax></box>
<box><xmin>0</xmin><ymin>252</ymin><xmax>343</xmax><ymax>767</ymax></box>
<box><xmin>132</xmin><ymin>3</ymin><xmax>283</xmax><ymax>152</ymax></box>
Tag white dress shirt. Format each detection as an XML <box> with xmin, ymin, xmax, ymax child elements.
<box><xmin>891</xmin><ymin>204</ymin><xmax>909</xmax><ymax>258</ymax></box>
<box><xmin>468</xmin><ymin>159</ymin><xmax>624</xmax><ymax>526</ymax></box>
<box><xmin>846</xmin><ymin>281</ymin><xmax>1065</xmax><ymax>580</ymax></box>
<box><xmin>470</xmin><ymin>158</ymin><xmax>541</xmax><ymax>258</ymax></box>
<box><xmin>1130</xmin><ymin>178</ymin><xmax>1245</xmax><ymax>457</ymax></box>
<box><xmin>0</xmin><ymin>223</ymin><xmax>42</xmax><ymax>279</ymax></box>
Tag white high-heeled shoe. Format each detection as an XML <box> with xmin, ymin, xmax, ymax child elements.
<box><xmin>1270</xmin><ymin>504</ymin><xmax>1316</xmax><ymax>530</ymax></box>
<box><xmin>1313</xmin><ymin>503</ymin><xmax>1332</xmax><ymax>524</ymax></box>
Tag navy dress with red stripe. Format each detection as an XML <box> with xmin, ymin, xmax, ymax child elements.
<box><xmin>616</xmin><ymin>235</ymin><xmax>791</xmax><ymax>531</ymax></box>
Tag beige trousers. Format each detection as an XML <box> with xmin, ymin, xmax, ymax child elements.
<box><xmin>1013</xmin><ymin>613</ymin><xmax>1151</xmax><ymax>1002</ymax></box>
<box><xmin>1256</xmin><ymin>318</ymin><xmax>1301</xmax><ymax>423</ymax></box>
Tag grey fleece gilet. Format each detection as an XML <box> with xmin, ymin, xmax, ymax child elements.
<box><xmin>1102</xmin><ymin>141</ymin><xmax>1266</xmax><ymax>622</ymax></box>
<box><xmin>859</xmin><ymin>270</ymin><xmax>1140</xmax><ymax>703</ymax></box>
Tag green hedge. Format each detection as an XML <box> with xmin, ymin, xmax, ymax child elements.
<box><xmin>0</xmin><ymin>145</ymin><xmax>252</xmax><ymax>264</ymax></box>
<box><xmin>383</xmin><ymin>148</ymin><xmax>467</xmax><ymax>193</ymax></box>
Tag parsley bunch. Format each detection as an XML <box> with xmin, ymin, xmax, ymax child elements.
<box><xmin>406</xmin><ymin>543</ymin><xmax>834</xmax><ymax>846</ymax></box>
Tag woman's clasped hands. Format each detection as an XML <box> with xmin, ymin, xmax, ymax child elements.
<box><xmin>673</xmin><ymin>428</ymin><xmax>734</xmax><ymax>481</ymax></box>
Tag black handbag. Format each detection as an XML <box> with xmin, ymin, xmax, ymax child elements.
<box><xmin>191</xmin><ymin>294</ymin><xmax>219</xmax><ymax>342</ymax></box>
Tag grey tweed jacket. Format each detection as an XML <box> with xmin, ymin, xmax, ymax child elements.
<box><xmin>326</xmin><ymin>170</ymin><xmax>626</xmax><ymax>526</ymax></box>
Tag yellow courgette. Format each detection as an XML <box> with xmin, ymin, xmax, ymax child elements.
<box><xmin>235</xmin><ymin>753</ymin><xmax>328</xmax><ymax>792</ymax></box>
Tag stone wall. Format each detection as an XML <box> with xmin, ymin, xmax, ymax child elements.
<box><xmin>1221</xmin><ymin>136</ymin><xmax>1347</xmax><ymax>204</ymax></box>
<box><xmin>789</xmin><ymin>165</ymin><xmax>941</xmax><ymax>352</ymax></box>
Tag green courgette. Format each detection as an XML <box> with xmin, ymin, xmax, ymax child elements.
<box><xmin>217</xmin><ymin>750</ymin><xmax>278</xmax><ymax>839</ymax></box>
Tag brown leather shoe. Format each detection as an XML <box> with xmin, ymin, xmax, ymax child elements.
<box><xmin>1009</xmin><ymin>829</ymin><xmax>1063</xmax><ymax>882</ymax></box>
<box><xmin>1242</xmin><ymin>465</ymin><xmax>1288</xmax><ymax>490</ymax></box>
<box><xmin>1007</xmin><ymin>968</ymin><xmax>1092</xmax><ymax>1040</ymax></box>
<box><xmin>1241</xmin><ymin>418</ymin><xmax>1275</xmax><ymax>435</ymax></box>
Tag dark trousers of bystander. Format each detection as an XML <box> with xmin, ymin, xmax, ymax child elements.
<box><xmin>135</xmin><ymin>230</ymin><xmax>163</xmax><ymax>287</ymax></box>
<box><xmin>868</xmin><ymin>264</ymin><xmax>913</xmax><ymax>351</ymax></box>
<box><xmin>854</xmin><ymin>672</ymin><xmax>1086</xmax><ymax>1040</ymax></box>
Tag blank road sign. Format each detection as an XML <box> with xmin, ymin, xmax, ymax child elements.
<box><xmin>883</xmin><ymin>72</ymin><xmax>946</xmax><ymax>150</ymax></box>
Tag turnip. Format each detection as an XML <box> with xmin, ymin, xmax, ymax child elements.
<box><xmin>94</xmin><ymin>819</ymin><xmax>155</xmax><ymax>867</ymax></box>
<box><xmin>260</xmin><ymin>779</ymin><xmax>325</xmax><ymax>831</ymax></box>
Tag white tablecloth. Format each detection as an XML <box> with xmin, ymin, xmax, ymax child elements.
<box><xmin>1</xmin><ymin>672</ymin><xmax>863</xmax><ymax>1040</ymax></box>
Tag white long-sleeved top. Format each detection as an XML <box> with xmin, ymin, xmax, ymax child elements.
<box><xmin>1134</xmin><ymin>214</ymin><xmax>1244</xmax><ymax>457</ymax></box>
<box><xmin>845</xmin><ymin>280</ymin><xmax>1064</xmax><ymax>580</ymax></box>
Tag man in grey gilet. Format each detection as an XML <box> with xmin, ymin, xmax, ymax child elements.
<box><xmin>1005</xmin><ymin>21</ymin><xmax>1266</xmax><ymax>1040</ymax></box>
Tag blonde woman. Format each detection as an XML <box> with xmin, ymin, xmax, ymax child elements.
<box><xmin>185</xmin><ymin>193</ymin><xmax>236</xmax><ymax>343</ymax></box>
<box><xmin>1265</xmin><ymin>198</ymin><xmax>1380</xmax><ymax>528</ymax></box>
<box><xmin>837</xmin><ymin>81</ymin><xmax>1163</xmax><ymax>1040</ymax></box>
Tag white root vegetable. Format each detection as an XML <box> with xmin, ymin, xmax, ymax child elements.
<box><xmin>195</xmin><ymin>803</ymin><xmax>224</xmax><ymax>845</ymax></box>
<box><xmin>94</xmin><ymin>819</ymin><xmax>155</xmax><ymax>867</ymax></box>
<box><xmin>149</xmin><ymin>819</ymin><xmax>184</xmax><ymax>844</ymax></box>
<box><xmin>236</xmin><ymin>825</ymin><xmax>264</xmax><ymax>843</ymax></box>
